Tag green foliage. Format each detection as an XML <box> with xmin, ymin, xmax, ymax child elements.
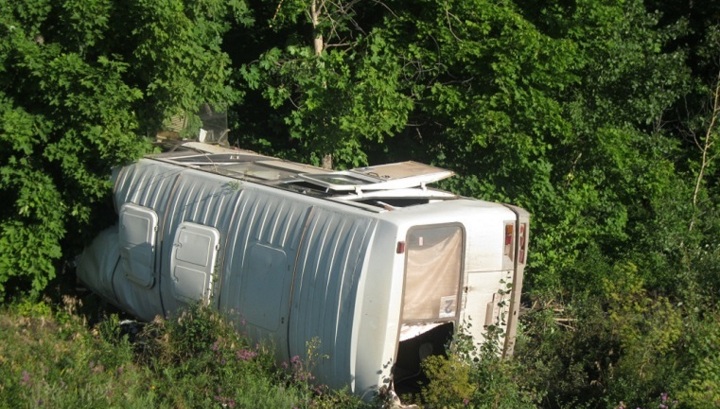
<box><xmin>676</xmin><ymin>313</ymin><xmax>720</xmax><ymax>408</ymax></box>
<box><xmin>0</xmin><ymin>0</ymin><xmax>251</xmax><ymax>299</ymax></box>
<box><xmin>421</xmin><ymin>354</ymin><xmax>475</xmax><ymax>408</ymax></box>
<box><xmin>513</xmin><ymin>260</ymin><xmax>717</xmax><ymax>409</ymax></box>
<box><xmin>124</xmin><ymin>0</ymin><xmax>251</xmax><ymax>129</ymax></box>
<box><xmin>598</xmin><ymin>263</ymin><xmax>684</xmax><ymax>405</ymax></box>
<box><xmin>419</xmin><ymin>323</ymin><xmax>539</xmax><ymax>409</ymax></box>
<box><xmin>240</xmin><ymin>27</ymin><xmax>413</xmax><ymax>167</ymax></box>
<box><xmin>0</xmin><ymin>299</ymin><xmax>369</xmax><ymax>408</ymax></box>
<box><xmin>233</xmin><ymin>0</ymin><xmax>693</xmax><ymax>298</ymax></box>
<box><xmin>679</xmin><ymin>349</ymin><xmax>720</xmax><ymax>408</ymax></box>
<box><xmin>601</xmin><ymin>263</ymin><xmax>683</xmax><ymax>358</ymax></box>
<box><xmin>0</xmin><ymin>297</ymin><xmax>155</xmax><ymax>408</ymax></box>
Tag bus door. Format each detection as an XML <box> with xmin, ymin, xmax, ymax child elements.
<box><xmin>395</xmin><ymin>224</ymin><xmax>464</xmax><ymax>383</ymax></box>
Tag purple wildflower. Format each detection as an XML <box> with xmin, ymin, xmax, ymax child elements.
<box><xmin>236</xmin><ymin>348</ymin><xmax>258</xmax><ymax>361</ymax></box>
<box><xmin>20</xmin><ymin>370</ymin><xmax>31</xmax><ymax>386</ymax></box>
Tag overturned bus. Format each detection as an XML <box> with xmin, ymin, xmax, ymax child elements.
<box><xmin>76</xmin><ymin>142</ymin><xmax>529</xmax><ymax>400</ymax></box>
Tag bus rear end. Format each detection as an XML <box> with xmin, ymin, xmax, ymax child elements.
<box><xmin>392</xmin><ymin>202</ymin><xmax>529</xmax><ymax>390</ymax></box>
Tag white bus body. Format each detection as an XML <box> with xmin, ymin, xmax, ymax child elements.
<box><xmin>77</xmin><ymin>142</ymin><xmax>529</xmax><ymax>399</ymax></box>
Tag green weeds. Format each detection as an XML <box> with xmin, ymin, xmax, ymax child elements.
<box><xmin>0</xmin><ymin>298</ymin><xmax>369</xmax><ymax>408</ymax></box>
<box><xmin>5</xmin><ymin>291</ymin><xmax>716</xmax><ymax>409</ymax></box>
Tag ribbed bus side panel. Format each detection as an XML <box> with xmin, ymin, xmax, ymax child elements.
<box><xmin>232</xmin><ymin>187</ymin><xmax>308</xmax><ymax>250</ymax></box>
<box><xmin>160</xmin><ymin>170</ymin><xmax>240</xmax><ymax>229</ymax></box>
<box><xmin>107</xmin><ymin>160</ymin><xmax>180</xmax><ymax>319</ymax></box>
<box><xmin>289</xmin><ymin>208</ymin><xmax>377</xmax><ymax>389</ymax></box>
<box><xmin>114</xmin><ymin>160</ymin><xmax>180</xmax><ymax>212</ymax></box>
<box><xmin>152</xmin><ymin>171</ymin><xmax>308</xmax><ymax>315</ymax></box>
<box><xmin>217</xmin><ymin>185</ymin><xmax>315</xmax><ymax>363</ymax></box>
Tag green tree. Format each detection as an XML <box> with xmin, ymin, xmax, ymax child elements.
<box><xmin>236</xmin><ymin>0</ymin><xmax>412</xmax><ymax>167</ymax></box>
<box><xmin>0</xmin><ymin>0</ymin><xmax>250</xmax><ymax>299</ymax></box>
<box><xmin>233</xmin><ymin>0</ymin><xmax>692</xmax><ymax>295</ymax></box>
<box><xmin>389</xmin><ymin>0</ymin><xmax>692</xmax><ymax>295</ymax></box>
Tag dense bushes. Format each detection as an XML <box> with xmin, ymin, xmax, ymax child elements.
<box><xmin>0</xmin><ymin>0</ymin><xmax>250</xmax><ymax>298</ymax></box>
<box><xmin>510</xmin><ymin>266</ymin><xmax>720</xmax><ymax>409</ymax></box>
<box><xmin>0</xmin><ymin>299</ymin><xmax>369</xmax><ymax>408</ymax></box>
<box><xmin>1</xmin><ymin>275</ymin><xmax>718</xmax><ymax>408</ymax></box>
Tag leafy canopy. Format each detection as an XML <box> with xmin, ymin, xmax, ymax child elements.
<box><xmin>0</xmin><ymin>0</ymin><xmax>251</xmax><ymax>298</ymax></box>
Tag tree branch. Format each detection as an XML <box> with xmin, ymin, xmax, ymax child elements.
<box><xmin>689</xmin><ymin>69</ymin><xmax>720</xmax><ymax>233</ymax></box>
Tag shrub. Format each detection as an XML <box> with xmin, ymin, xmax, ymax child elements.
<box><xmin>0</xmin><ymin>299</ymin><xmax>369</xmax><ymax>408</ymax></box>
<box><xmin>676</xmin><ymin>313</ymin><xmax>720</xmax><ymax>408</ymax></box>
<box><xmin>419</xmin><ymin>322</ymin><xmax>539</xmax><ymax>409</ymax></box>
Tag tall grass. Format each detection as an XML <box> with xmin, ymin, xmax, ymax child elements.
<box><xmin>0</xmin><ymin>297</ymin><xmax>370</xmax><ymax>409</ymax></box>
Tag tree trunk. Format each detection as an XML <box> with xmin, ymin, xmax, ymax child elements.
<box><xmin>311</xmin><ymin>0</ymin><xmax>332</xmax><ymax>169</ymax></box>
